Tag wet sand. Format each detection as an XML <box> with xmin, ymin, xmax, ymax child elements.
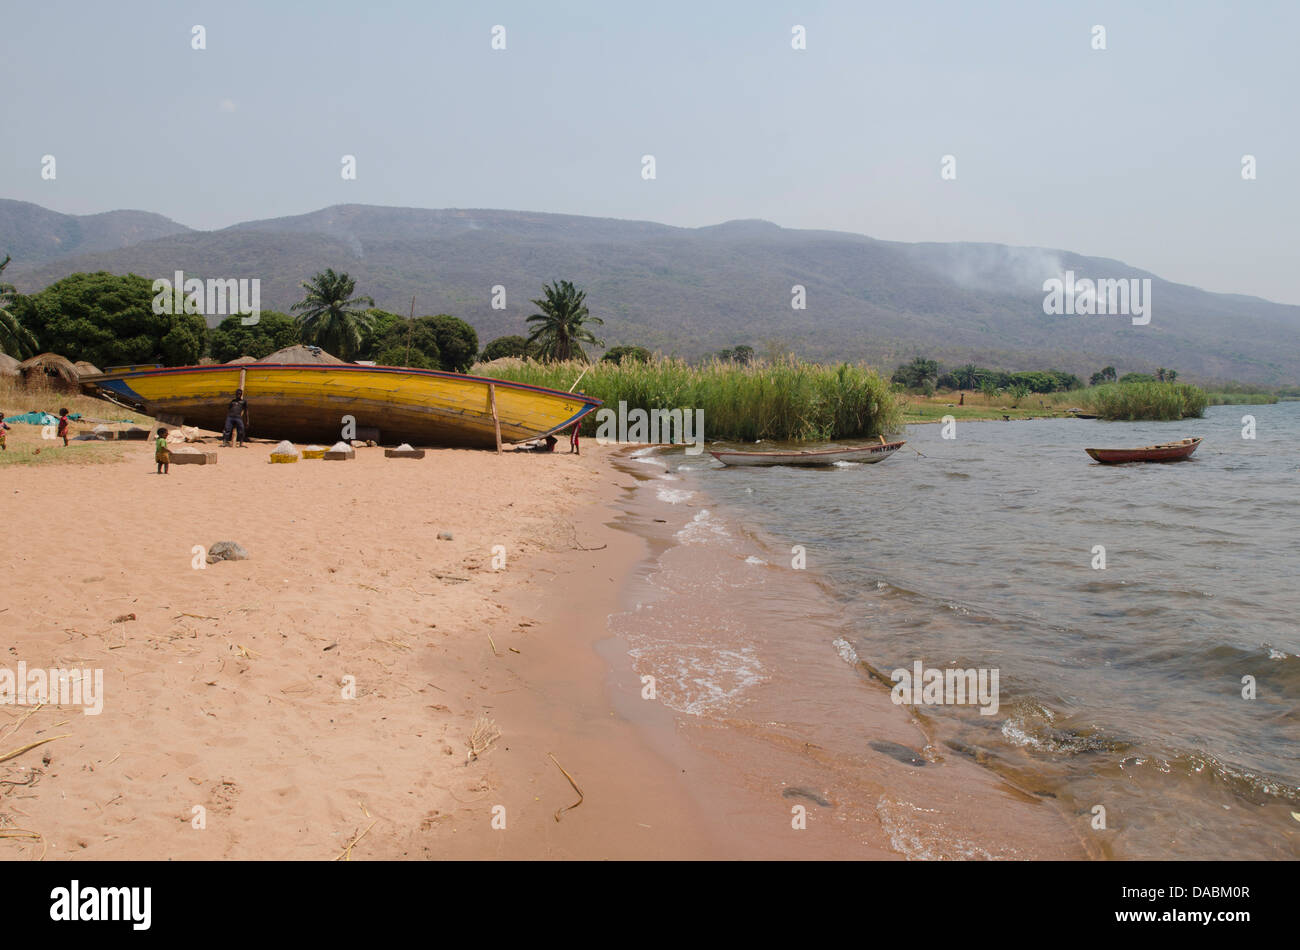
<box><xmin>0</xmin><ymin>432</ymin><xmax>1086</xmax><ymax>859</ymax></box>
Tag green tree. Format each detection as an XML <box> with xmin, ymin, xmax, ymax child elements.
<box><xmin>1119</xmin><ymin>372</ymin><xmax>1154</xmax><ymax>383</ymax></box>
<box><xmin>526</xmin><ymin>280</ymin><xmax>604</xmax><ymax>362</ymax></box>
<box><xmin>424</xmin><ymin>314</ymin><xmax>478</xmax><ymax>373</ymax></box>
<box><xmin>891</xmin><ymin>357</ymin><xmax>939</xmax><ymax>390</ymax></box>
<box><xmin>208</xmin><ymin>311</ymin><xmax>301</xmax><ymax>362</ymax></box>
<box><xmin>953</xmin><ymin>364</ymin><xmax>980</xmax><ymax>389</ymax></box>
<box><xmin>979</xmin><ymin>378</ymin><xmax>1001</xmax><ymax>400</ymax></box>
<box><xmin>602</xmin><ymin>345</ymin><xmax>652</xmax><ymax>365</ymax></box>
<box><xmin>291</xmin><ymin>269</ymin><xmax>374</xmax><ymax>361</ymax></box>
<box><xmin>374</xmin><ymin>343</ymin><xmax>438</xmax><ymax>370</ymax></box>
<box><xmin>1089</xmin><ymin>366</ymin><xmax>1118</xmax><ymax>386</ymax></box>
<box><xmin>21</xmin><ymin>270</ymin><xmax>203</xmax><ymax>366</ymax></box>
<box><xmin>372</xmin><ymin>317</ymin><xmax>441</xmax><ymax>369</ymax></box>
<box><xmin>1048</xmin><ymin>370</ymin><xmax>1083</xmax><ymax>392</ymax></box>
<box><xmin>715</xmin><ymin>344</ymin><xmax>755</xmax><ymax>365</ymax></box>
<box><xmin>0</xmin><ymin>255</ymin><xmax>40</xmax><ymax>358</ymax></box>
<box><xmin>480</xmin><ymin>335</ymin><xmax>531</xmax><ymax>362</ymax></box>
<box><xmin>358</xmin><ymin>309</ymin><xmax>407</xmax><ymax>359</ymax></box>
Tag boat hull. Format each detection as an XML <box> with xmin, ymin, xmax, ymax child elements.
<box><xmin>80</xmin><ymin>364</ymin><xmax>601</xmax><ymax>448</ymax></box>
<box><xmin>710</xmin><ymin>441</ymin><xmax>905</xmax><ymax>467</ymax></box>
<box><xmin>1085</xmin><ymin>438</ymin><xmax>1202</xmax><ymax>464</ymax></box>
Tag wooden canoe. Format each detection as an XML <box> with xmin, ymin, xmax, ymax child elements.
<box><xmin>79</xmin><ymin>363</ymin><xmax>601</xmax><ymax>449</ymax></box>
<box><xmin>1085</xmin><ymin>437</ymin><xmax>1202</xmax><ymax>464</ymax></box>
<box><xmin>710</xmin><ymin>441</ymin><xmax>906</xmax><ymax>467</ymax></box>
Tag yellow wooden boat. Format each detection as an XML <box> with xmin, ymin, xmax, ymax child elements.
<box><xmin>80</xmin><ymin>363</ymin><xmax>602</xmax><ymax>449</ymax></box>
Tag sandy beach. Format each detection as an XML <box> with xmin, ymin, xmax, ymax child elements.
<box><xmin>0</xmin><ymin>427</ymin><xmax>1088</xmax><ymax>860</ymax></box>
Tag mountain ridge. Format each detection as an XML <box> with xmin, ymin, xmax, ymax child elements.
<box><xmin>3</xmin><ymin>200</ymin><xmax>1297</xmax><ymax>384</ymax></box>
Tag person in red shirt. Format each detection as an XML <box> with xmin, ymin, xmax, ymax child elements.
<box><xmin>56</xmin><ymin>408</ymin><xmax>70</xmax><ymax>446</ymax></box>
<box><xmin>569</xmin><ymin>423</ymin><xmax>580</xmax><ymax>455</ymax></box>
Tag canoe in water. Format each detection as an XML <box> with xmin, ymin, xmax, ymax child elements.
<box><xmin>80</xmin><ymin>363</ymin><xmax>601</xmax><ymax>449</ymax></box>
<box><xmin>1085</xmin><ymin>437</ymin><xmax>1202</xmax><ymax>464</ymax></box>
<box><xmin>710</xmin><ymin>441</ymin><xmax>905</xmax><ymax>467</ymax></box>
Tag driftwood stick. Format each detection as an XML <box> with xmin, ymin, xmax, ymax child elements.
<box><xmin>548</xmin><ymin>753</ymin><xmax>584</xmax><ymax>822</ymax></box>
<box><xmin>0</xmin><ymin>734</ymin><xmax>70</xmax><ymax>765</ymax></box>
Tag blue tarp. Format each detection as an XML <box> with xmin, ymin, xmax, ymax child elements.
<box><xmin>4</xmin><ymin>411</ymin><xmax>84</xmax><ymax>425</ymax></box>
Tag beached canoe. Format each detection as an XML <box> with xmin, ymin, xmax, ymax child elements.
<box><xmin>1085</xmin><ymin>437</ymin><xmax>1202</xmax><ymax>464</ymax></box>
<box><xmin>79</xmin><ymin>363</ymin><xmax>601</xmax><ymax>449</ymax></box>
<box><xmin>710</xmin><ymin>441</ymin><xmax>906</xmax><ymax>467</ymax></box>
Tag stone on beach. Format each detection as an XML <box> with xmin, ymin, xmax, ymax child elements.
<box><xmin>169</xmin><ymin>447</ymin><xmax>218</xmax><ymax>465</ymax></box>
<box><xmin>206</xmin><ymin>540</ymin><xmax>249</xmax><ymax>563</ymax></box>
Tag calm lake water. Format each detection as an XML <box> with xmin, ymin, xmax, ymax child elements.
<box><xmin>647</xmin><ymin>402</ymin><xmax>1299</xmax><ymax>859</ymax></box>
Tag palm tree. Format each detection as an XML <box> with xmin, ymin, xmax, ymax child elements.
<box><xmin>0</xmin><ymin>255</ymin><xmax>39</xmax><ymax>359</ymax></box>
<box><xmin>526</xmin><ymin>280</ymin><xmax>604</xmax><ymax>362</ymax></box>
<box><xmin>291</xmin><ymin>269</ymin><xmax>375</xmax><ymax>360</ymax></box>
<box><xmin>953</xmin><ymin>363</ymin><xmax>979</xmax><ymax>390</ymax></box>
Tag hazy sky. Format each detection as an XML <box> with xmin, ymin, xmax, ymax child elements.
<box><xmin>3</xmin><ymin>0</ymin><xmax>1297</xmax><ymax>303</ymax></box>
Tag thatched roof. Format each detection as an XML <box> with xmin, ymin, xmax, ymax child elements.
<box><xmin>0</xmin><ymin>352</ymin><xmax>20</xmax><ymax>377</ymax></box>
<box><xmin>18</xmin><ymin>352</ymin><xmax>80</xmax><ymax>385</ymax></box>
<box><xmin>474</xmin><ymin>357</ymin><xmax>526</xmax><ymax>371</ymax></box>
<box><xmin>257</xmin><ymin>345</ymin><xmax>344</xmax><ymax>365</ymax></box>
<box><xmin>74</xmin><ymin>360</ymin><xmax>102</xmax><ymax>377</ymax></box>
<box><xmin>226</xmin><ymin>355</ymin><xmax>258</xmax><ymax>364</ymax></box>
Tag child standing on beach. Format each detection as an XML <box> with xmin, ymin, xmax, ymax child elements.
<box><xmin>155</xmin><ymin>427</ymin><xmax>170</xmax><ymax>474</ymax></box>
<box><xmin>0</xmin><ymin>412</ymin><xmax>9</xmax><ymax>451</ymax></box>
<box><xmin>56</xmin><ymin>408</ymin><xmax>70</xmax><ymax>446</ymax></box>
<box><xmin>570</xmin><ymin>423</ymin><xmax>580</xmax><ymax>455</ymax></box>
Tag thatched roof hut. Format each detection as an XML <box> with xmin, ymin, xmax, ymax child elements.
<box><xmin>258</xmin><ymin>345</ymin><xmax>344</xmax><ymax>365</ymax></box>
<box><xmin>74</xmin><ymin>360</ymin><xmax>102</xmax><ymax>377</ymax></box>
<box><xmin>0</xmin><ymin>352</ymin><xmax>20</xmax><ymax>378</ymax></box>
<box><xmin>18</xmin><ymin>353</ymin><xmax>81</xmax><ymax>391</ymax></box>
<box><xmin>225</xmin><ymin>355</ymin><xmax>258</xmax><ymax>364</ymax></box>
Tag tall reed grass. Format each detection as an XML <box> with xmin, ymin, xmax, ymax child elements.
<box><xmin>1203</xmin><ymin>391</ymin><xmax>1278</xmax><ymax>405</ymax></box>
<box><xmin>476</xmin><ymin>358</ymin><xmax>902</xmax><ymax>441</ymax></box>
<box><xmin>1055</xmin><ymin>381</ymin><xmax>1209</xmax><ymax>421</ymax></box>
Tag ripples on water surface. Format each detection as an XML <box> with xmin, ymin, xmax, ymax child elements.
<box><xmin>664</xmin><ymin>403</ymin><xmax>1299</xmax><ymax>859</ymax></box>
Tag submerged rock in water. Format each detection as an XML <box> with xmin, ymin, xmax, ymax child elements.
<box><xmin>207</xmin><ymin>541</ymin><xmax>249</xmax><ymax>563</ymax></box>
<box><xmin>869</xmin><ymin>740</ymin><xmax>928</xmax><ymax>766</ymax></box>
<box><xmin>781</xmin><ymin>786</ymin><xmax>833</xmax><ymax>807</ymax></box>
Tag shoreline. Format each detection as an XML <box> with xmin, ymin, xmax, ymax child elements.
<box><xmin>595</xmin><ymin>447</ymin><xmax>1093</xmax><ymax>860</ymax></box>
<box><xmin>1</xmin><ymin>435</ymin><xmax>1089</xmax><ymax>860</ymax></box>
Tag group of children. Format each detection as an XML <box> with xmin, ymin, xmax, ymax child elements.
<box><xmin>0</xmin><ymin>408</ymin><xmax>72</xmax><ymax>451</ymax></box>
<box><xmin>0</xmin><ymin>406</ymin><xmax>172</xmax><ymax>478</ymax></box>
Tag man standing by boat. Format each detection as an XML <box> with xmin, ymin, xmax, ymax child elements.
<box><xmin>222</xmin><ymin>389</ymin><xmax>249</xmax><ymax>447</ymax></box>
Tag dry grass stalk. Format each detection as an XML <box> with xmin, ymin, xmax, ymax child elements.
<box><xmin>467</xmin><ymin>716</ymin><xmax>501</xmax><ymax>762</ymax></box>
<box><xmin>334</xmin><ymin>819</ymin><xmax>378</xmax><ymax>861</ymax></box>
<box><xmin>0</xmin><ymin>734</ymin><xmax>70</xmax><ymax>765</ymax></box>
<box><xmin>0</xmin><ymin>703</ymin><xmax>44</xmax><ymax>744</ymax></box>
<box><xmin>548</xmin><ymin>753</ymin><xmax>584</xmax><ymax>822</ymax></box>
